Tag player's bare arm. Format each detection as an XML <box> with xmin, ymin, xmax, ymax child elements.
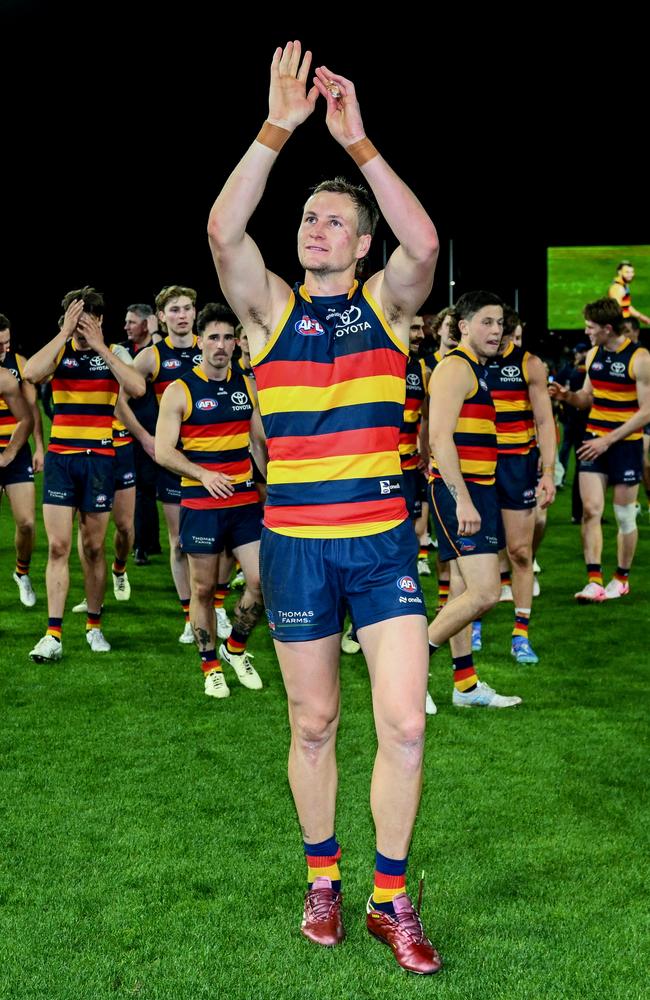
<box><xmin>527</xmin><ymin>354</ymin><xmax>557</xmax><ymax>508</ymax></box>
<box><xmin>313</xmin><ymin>65</ymin><xmax>438</xmax><ymax>345</ymax></box>
<box><xmin>208</xmin><ymin>41</ymin><xmax>318</xmax><ymax>357</ymax></box>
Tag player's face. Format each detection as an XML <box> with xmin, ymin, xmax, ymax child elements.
<box><xmin>512</xmin><ymin>324</ymin><xmax>523</xmax><ymax>348</ymax></box>
<box><xmin>159</xmin><ymin>296</ymin><xmax>195</xmax><ymax>337</ymax></box>
<box><xmin>199</xmin><ymin>322</ymin><xmax>236</xmax><ymax>373</ymax></box>
<box><xmin>409</xmin><ymin>316</ymin><xmax>424</xmax><ymax>348</ymax></box>
<box><xmin>237</xmin><ymin>330</ymin><xmax>250</xmax><ymax>358</ymax></box>
<box><xmin>0</xmin><ymin>328</ymin><xmax>10</xmax><ymax>363</ymax></box>
<box><xmin>439</xmin><ymin>314</ymin><xmax>458</xmax><ymax>352</ymax></box>
<box><xmin>460</xmin><ymin>306</ymin><xmax>504</xmax><ymax>360</ymax></box>
<box><xmin>124</xmin><ymin>312</ymin><xmax>148</xmax><ymax>341</ymax></box>
<box><xmin>585</xmin><ymin>319</ymin><xmax>609</xmax><ymax>346</ymax></box>
<box><xmin>298</xmin><ymin>192</ymin><xmax>371</xmax><ymax>276</ymax></box>
<box><xmin>620</xmin><ymin>320</ymin><xmax>639</xmax><ymax>343</ymax></box>
<box><xmin>620</xmin><ymin>265</ymin><xmax>635</xmax><ymax>282</ymax></box>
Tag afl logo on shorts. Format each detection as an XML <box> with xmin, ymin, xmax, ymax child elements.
<box><xmin>231</xmin><ymin>391</ymin><xmax>248</xmax><ymax>405</ymax></box>
<box><xmin>502</xmin><ymin>365</ymin><xmax>520</xmax><ymax>378</ymax></box>
<box><xmin>406</xmin><ymin>373</ymin><xmax>421</xmax><ymax>387</ymax></box>
<box><xmin>196</xmin><ymin>398</ymin><xmax>218</xmax><ymax>411</ymax></box>
<box><xmin>295</xmin><ymin>316</ymin><xmax>325</xmax><ymax>336</ymax></box>
<box><xmin>62</xmin><ymin>358</ymin><xmax>79</xmax><ymax>367</ymax></box>
<box><xmin>266</xmin><ymin>610</ymin><xmax>276</xmax><ymax>632</ymax></box>
<box><xmin>96</xmin><ymin>494</ymin><xmax>108</xmax><ymax>504</ymax></box>
<box><xmin>397</xmin><ymin>576</ymin><xmax>417</xmax><ymax>593</ymax></box>
<box><xmin>163</xmin><ymin>358</ymin><xmax>181</xmax><ymax>369</ymax></box>
<box><xmin>457</xmin><ymin>538</ymin><xmax>476</xmax><ymax>553</ymax></box>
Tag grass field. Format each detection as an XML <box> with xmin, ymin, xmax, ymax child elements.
<box><xmin>547</xmin><ymin>245</ymin><xmax>650</xmax><ymax>330</ymax></box>
<box><xmin>1</xmin><ymin>461</ymin><xmax>648</xmax><ymax>999</ymax></box>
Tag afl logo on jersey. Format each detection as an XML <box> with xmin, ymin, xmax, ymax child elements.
<box><xmin>397</xmin><ymin>576</ymin><xmax>417</xmax><ymax>593</ymax></box>
<box><xmin>7</xmin><ymin>368</ymin><xmax>19</xmax><ymax>378</ymax></box>
<box><xmin>591</xmin><ymin>361</ymin><xmax>603</xmax><ymax>371</ymax></box>
<box><xmin>163</xmin><ymin>358</ymin><xmax>181</xmax><ymax>370</ymax></box>
<box><xmin>62</xmin><ymin>358</ymin><xmax>79</xmax><ymax>368</ymax></box>
<box><xmin>231</xmin><ymin>391</ymin><xmax>248</xmax><ymax>405</ymax></box>
<box><xmin>196</xmin><ymin>398</ymin><xmax>218</xmax><ymax>411</ymax></box>
<box><xmin>502</xmin><ymin>365</ymin><xmax>520</xmax><ymax>378</ymax></box>
<box><xmin>295</xmin><ymin>316</ymin><xmax>325</xmax><ymax>336</ymax></box>
<box><xmin>406</xmin><ymin>373</ymin><xmax>421</xmax><ymax>387</ymax></box>
<box><xmin>610</xmin><ymin>361</ymin><xmax>626</xmax><ymax>376</ymax></box>
<box><xmin>479</xmin><ymin>379</ymin><xmax>488</xmax><ymax>391</ymax></box>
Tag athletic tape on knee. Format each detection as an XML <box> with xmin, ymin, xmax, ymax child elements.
<box><xmin>613</xmin><ymin>503</ymin><xmax>637</xmax><ymax>535</ymax></box>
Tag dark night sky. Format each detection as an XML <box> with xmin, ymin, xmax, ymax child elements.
<box><xmin>3</xmin><ymin>6</ymin><xmax>647</xmax><ymax>356</ymax></box>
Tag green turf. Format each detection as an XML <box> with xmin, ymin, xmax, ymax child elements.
<box><xmin>1</xmin><ymin>461</ymin><xmax>648</xmax><ymax>999</ymax></box>
<box><xmin>547</xmin><ymin>245</ymin><xmax>650</xmax><ymax>329</ymax></box>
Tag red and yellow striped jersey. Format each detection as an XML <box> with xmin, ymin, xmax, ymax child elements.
<box><xmin>48</xmin><ymin>342</ymin><xmax>119</xmax><ymax>456</ymax></box>
<box><xmin>151</xmin><ymin>336</ymin><xmax>202</xmax><ymax>406</ymax></box>
<box><xmin>399</xmin><ymin>356</ymin><xmax>427</xmax><ymax>470</ymax></box>
<box><xmin>0</xmin><ymin>350</ymin><xmax>24</xmax><ymax>452</ymax></box>
<box><xmin>253</xmin><ymin>281</ymin><xmax>408</xmax><ymax>538</ymax></box>
<box><xmin>610</xmin><ymin>277</ymin><xmax>631</xmax><ymax>318</ymax></box>
<box><xmin>587</xmin><ymin>338</ymin><xmax>642</xmax><ymax>440</ymax></box>
<box><xmin>430</xmin><ymin>346</ymin><xmax>497</xmax><ymax>485</ymax></box>
<box><xmin>486</xmin><ymin>342</ymin><xmax>536</xmax><ymax>455</ymax></box>
<box><xmin>177</xmin><ymin>366</ymin><xmax>259</xmax><ymax>510</ymax></box>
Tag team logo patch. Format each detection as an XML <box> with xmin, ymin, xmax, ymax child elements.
<box><xmin>457</xmin><ymin>538</ymin><xmax>476</xmax><ymax>553</ymax></box>
<box><xmin>397</xmin><ymin>576</ymin><xmax>417</xmax><ymax>593</ymax></box>
<box><xmin>163</xmin><ymin>358</ymin><xmax>181</xmax><ymax>369</ymax></box>
<box><xmin>196</xmin><ymin>398</ymin><xmax>218</xmax><ymax>411</ymax></box>
<box><xmin>62</xmin><ymin>358</ymin><xmax>79</xmax><ymax>368</ymax></box>
<box><xmin>231</xmin><ymin>391</ymin><xmax>248</xmax><ymax>405</ymax></box>
<box><xmin>502</xmin><ymin>365</ymin><xmax>520</xmax><ymax>378</ymax></box>
<box><xmin>295</xmin><ymin>316</ymin><xmax>325</xmax><ymax>336</ymax></box>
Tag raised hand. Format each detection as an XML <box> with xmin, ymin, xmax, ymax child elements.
<box><xmin>61</xmin><ymin>299</ymin><xmax>84</xmax><ymax>341</ymax></box>
<box><xmin>268</xmin><ymin>40</ymin><xmax>319</xmax><ymax>131</ymax></box>
<box><xmin>313</xmin><ymin>65</ymin><xmax>366</xmax><ymax>147</ymax></box>
<box><xmin>77</xmin><ymin>314</ymin><xmax>105</xmax><ymax>352</ymax></box>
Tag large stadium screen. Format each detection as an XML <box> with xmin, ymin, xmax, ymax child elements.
<box><xmin>547</xmin><ymin>245</ymin><xmax>650</xmax><ymax>329</ymax></box>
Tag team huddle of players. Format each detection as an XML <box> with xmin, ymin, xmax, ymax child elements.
<box><xmin>1</xmin><ymin>280</ymin><xmax>647</xmax><ymax>711</ymax></box>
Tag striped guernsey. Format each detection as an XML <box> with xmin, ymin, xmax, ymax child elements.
<box><xmin>252</xmin><ymin>280</ymin><xmax>408</xmax><ymax>538</ymax></box>
<box><xmin>0</xmin><ymin>350</ymin><xmax>24</xmax><ymax>452</ymax></box>
<box><xmin>586</xmin><ymin>338</ymin><xmax>642</xmax><ymax>441</ymax></box>
<box><xmin>486</xmin><ymin>342</ymin><xmax>536</xmax><ymax>455</ymax></box>
<box><xmin>48</xmin><ymin>341</ymin><xmax>119</xmax><ymax>456</ymax></box>
<box><xmin>399</xmin><ymin>356</ymin><xmax>427</xmax><ymax>471</ymax></box>
<box><xmin>151</xmin><ymin>335</ymin><xmax>202</xmax><ymax>406</ymax></box>
<box><xmin>430</xmin><ymin>345</ymin><xmax>497</xmax><ymax>485</ymax></box>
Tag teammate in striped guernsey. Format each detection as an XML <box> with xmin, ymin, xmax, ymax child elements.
<box><xmin>550</xmin><ymin>297</ymin><xmax>650</xmax><ymax>601</ymax></box>
<box><xmin>0</xmin><ymin>315</ymin><xmax>44</xmax><ymax>606</ymax></box>
<box><xmin>156</xmin><ymin>302</ymin><xmax>266</xmax><ymax>697</ymax></box>
<box><xmin>621</xmin><ymin>317</ymin><xmax>650</xmax><ymax>518</ymax></box>
<box><xmin>484</xmin><ymin>308</ymin><xmax>556</xmax><ymax>663</ymax></box>
<box><xmin>24</xmin><ymin>287</ymin><xmax>145</xmax><ymax>663</ymax></box>
<box><xmin>427</xmin><ymin>292</ymin><xmax>522</xmax><ymax>709</ymax></box>
<box><xmin>607</xmin><ymin>261</ymin><xmax>650</xmax><ymax>325</ymax></box>
<box><xmin>425</xmin><ymin>309</ymin><xmax>459</xmax><ymax>620</ymax></box>
<box><xmin>208</xmin><ymin>41</ymin><xmax>441</xmax><ymax>974</ymax></box>
<box><xmin>121</xmin><ymin>286</ymin><xmax>203</xmax><ymax>642</ymax></box>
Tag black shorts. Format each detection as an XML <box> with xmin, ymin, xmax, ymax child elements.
<box><xmin>428</xmin><ymin>479</ymin><xmax>501</xmax><ymax>561</ymax></box>
<box><xmin>0</xmin><ymin>443</ymin><xmax>34</xmax><ymax>488</ymax></box>
<box><xmin>578</xmin><ymin>436</ymin><xmax>643</xmax><ymax>486</ymax></box>
<box><xmin>496</xmin><ymin>449</ymin><xmax>539</xmax><ymax>510</ymax></box>
<box><xmin>402</xmin><ymin>467</ymin><xmax>428</xmax><ymax>519</ymax></box>
<box><xmin>114</xmin><ymin>443</ymin><xmax>136</xmax><ymax>491</ymax></box>
<box><xmin>179</xmin><ymin>502</ymin><xmax>263</xmax><ymax>555</ymax></box>
<box><xmin>43</xmin><ymin>451</ymin><xmax>114</xmax><ymax>512</ymax></box>
<box><xmin>157</xmin><ymin>466</ymin><xmax>182</xmax><ymax>504</ymax></box>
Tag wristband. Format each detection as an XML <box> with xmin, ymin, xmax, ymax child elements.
<box><xmin>542</xmin><ymin>466</ymin><xmax>554</xmax><ymax>474</ymax></box>
<box><xmin>346</xmin><ymin>137</ymin><xmax>378</xmax><ymax>166</ymax></box>
<box><xmin>256</xmin><ymin>121</ymin><xmax>291</xmax><ymax>152</ymax></box>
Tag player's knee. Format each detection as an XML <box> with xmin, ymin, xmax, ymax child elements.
<box><xmin>194</xmin><ymin>580</ymin><xmax>214</xmax><ymax>604</ymax></box>
<box><xmin>15</xmin><ymin>517</ymin><xmax>34</xmax><ymax>536</ymax></box>
<box><xmin>48</xmin><ymin>537</ymin><xmax>70</xmax><ymax>560</ymax></box>
<box><xmin>507</xmin><ymin>543</ymin><xmax>531</xmax><ymax>569</ymax></box>
<box><xmin>292</xmin><ymin>710</ymin><xmax>338</xmax><ymax>754</ymax></box>
<box><xmin>613</xmin><ymin>503</ymin><xmax>637</xmax><ymax>535</ymax></box>
<box><xmin>379</xmin><ymin>712</ymin><xmax>426</xmax><ymax>767</ymax></box>
<box><xmin>473</xmin><ymin>580</ymin><xmax>501</xmax><ymax>616</ymax></box>
<box><xmin>581</xmin><ymin>500</ymin><xmax>603</xmax><ymax>520</ymax></box>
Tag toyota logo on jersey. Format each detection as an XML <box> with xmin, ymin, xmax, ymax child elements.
<box><xmin>295</xmin><ymin>316</ymin><xmax>325</xmax><ymax>336</ymax></box>
<box><xmin>231</xmin><ymin>391</ymin><xmax>248</xmax><ymax>405</ymax></box>
<box><xmin>502</xmin><ymin>365</ymin><xmax>520</xmax><ymax>378</ymax></box>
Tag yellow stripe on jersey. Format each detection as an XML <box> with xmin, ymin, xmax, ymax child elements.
<box><xmin>53</xmin><ymin>390</ymin><xmax>118</xmax><ymax>406</ymax></box>
<box><xmin>269</xmin><ymin>451</ymin><xmax>402</xmax><ymax>485</ymax></box>
<box><xmin>258</xmin><ymin>374</ymin><xmax>405</xmax><ymax>414</ymax></box>
<box><xmin>456</xmin><ymin>417</ymin><xmax>497</xmax><ymax>436</ymax></box>
<box><xmin>182</xmin><ymin>432</ymin><xmax>250</xmax><ymax>452</ymax></box>
<box><xmin>270</xmin><ymin>518</ymin><xmax>406</xmax><ymax>539</ymax></box>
